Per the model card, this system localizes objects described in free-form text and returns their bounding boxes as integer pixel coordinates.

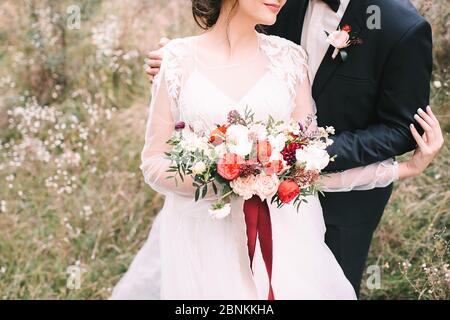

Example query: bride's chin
[265,18,278,26]
[257,14,278,26]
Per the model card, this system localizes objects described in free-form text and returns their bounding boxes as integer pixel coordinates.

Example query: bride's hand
[399,106,444,179]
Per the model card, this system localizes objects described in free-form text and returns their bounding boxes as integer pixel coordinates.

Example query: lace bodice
[142,33,398,196]
[153,33,309,130]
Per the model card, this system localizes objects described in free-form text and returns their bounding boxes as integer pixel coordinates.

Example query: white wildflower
[192,161,207,175]
[208,203,231,220]
[0,201,6,213]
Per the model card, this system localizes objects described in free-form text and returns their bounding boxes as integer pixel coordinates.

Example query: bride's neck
[204,7,258,59]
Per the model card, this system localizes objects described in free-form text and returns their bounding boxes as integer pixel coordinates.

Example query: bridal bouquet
[165,108,335,219]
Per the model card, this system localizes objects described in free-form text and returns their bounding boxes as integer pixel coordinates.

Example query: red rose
[217,153,244,181]
[277,180,300,204]
[342,24,352,33]
[257,140,273,163]
[264,160,283,175]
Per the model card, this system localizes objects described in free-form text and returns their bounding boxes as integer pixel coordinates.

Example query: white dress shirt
[301,0,351,81]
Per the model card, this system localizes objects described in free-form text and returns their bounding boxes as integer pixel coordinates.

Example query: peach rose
[230,175,257,200]
[217,153,243,181]
[255,173,280,202]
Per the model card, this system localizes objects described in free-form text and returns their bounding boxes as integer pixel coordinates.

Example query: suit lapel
[312,0,367,98]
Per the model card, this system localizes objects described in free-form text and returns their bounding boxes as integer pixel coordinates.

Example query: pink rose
[326,29,352,60]
[255,173,279,202]
[230,175,257,200]
[326,30,350,49]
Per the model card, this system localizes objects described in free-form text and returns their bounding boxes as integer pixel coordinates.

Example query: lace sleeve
[140,40,212,197]
[288,43,318,133]
[287,43,399,192]
[321,159,399,192]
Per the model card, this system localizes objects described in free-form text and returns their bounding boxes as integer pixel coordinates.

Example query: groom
[145,0,432,296]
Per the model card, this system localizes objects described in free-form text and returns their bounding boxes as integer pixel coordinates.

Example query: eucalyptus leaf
[195,188,200,202]
[202,185,208,198]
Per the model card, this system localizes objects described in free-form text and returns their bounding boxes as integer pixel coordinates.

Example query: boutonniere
[325,25,363,62]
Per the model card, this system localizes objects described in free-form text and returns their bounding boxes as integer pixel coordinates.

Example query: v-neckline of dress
[189,70,272,105]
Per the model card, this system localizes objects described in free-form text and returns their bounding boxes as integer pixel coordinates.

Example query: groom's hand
[145,37,170,83]
[407,106,444,176]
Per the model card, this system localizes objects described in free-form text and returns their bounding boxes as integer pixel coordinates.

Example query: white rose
[268,133,287,153]
[226,125,253,157]
[180,130,209,152]
[208,203,231,220]
[255,173,279,202]
[230,175,257,200]
[192,161,207,175]
[295,144,330,171]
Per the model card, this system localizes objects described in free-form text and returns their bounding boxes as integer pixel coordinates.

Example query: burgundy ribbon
[243,195,275,300]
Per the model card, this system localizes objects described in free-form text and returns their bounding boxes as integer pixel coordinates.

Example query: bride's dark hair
[191,0,265,31]
[192,0,236,30]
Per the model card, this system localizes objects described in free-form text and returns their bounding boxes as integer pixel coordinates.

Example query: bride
[111,0,443,300]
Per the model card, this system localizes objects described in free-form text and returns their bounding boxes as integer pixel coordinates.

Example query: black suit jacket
[269,0,433,171]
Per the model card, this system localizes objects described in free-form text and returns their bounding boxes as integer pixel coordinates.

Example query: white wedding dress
[111,33,398,300]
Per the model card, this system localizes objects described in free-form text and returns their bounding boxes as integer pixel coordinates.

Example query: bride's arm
[141,63,211,197]
[321,107,443,192]
[290,53,443,192]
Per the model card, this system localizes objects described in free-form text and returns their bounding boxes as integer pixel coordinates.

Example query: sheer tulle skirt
[111,194,356,300]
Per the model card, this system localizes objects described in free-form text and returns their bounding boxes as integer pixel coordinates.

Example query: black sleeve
[326,19,433,172]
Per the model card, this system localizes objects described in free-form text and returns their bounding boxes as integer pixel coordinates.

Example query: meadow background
[0,0,448,300]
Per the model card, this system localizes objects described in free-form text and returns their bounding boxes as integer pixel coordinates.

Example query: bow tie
[320,0,341,13]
